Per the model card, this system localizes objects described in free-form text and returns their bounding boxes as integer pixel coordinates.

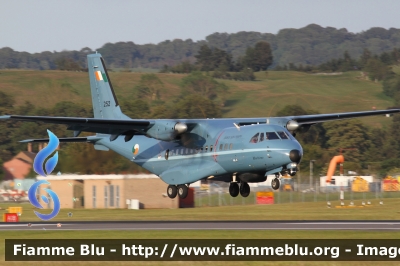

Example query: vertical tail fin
[87,53,128,119]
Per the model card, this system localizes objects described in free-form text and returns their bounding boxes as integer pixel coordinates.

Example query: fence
[194,181,400,207]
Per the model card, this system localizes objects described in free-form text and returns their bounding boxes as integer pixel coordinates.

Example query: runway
[1,220,400,230]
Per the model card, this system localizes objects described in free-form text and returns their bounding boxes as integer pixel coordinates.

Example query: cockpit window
[250,133,259,143]
[277,131,289,139]
[259,133,265,142]
[265,132,280,140]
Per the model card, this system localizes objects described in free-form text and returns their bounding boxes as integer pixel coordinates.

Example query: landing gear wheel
[240,182,250,197]
[167,185,177,199]
[177,185,188,199]
[271,178,280,190]
[229,182,239,197]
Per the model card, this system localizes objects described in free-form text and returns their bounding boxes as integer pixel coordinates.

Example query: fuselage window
[250,133,259,143]
[224,144,228,150]
[265,132,280,140]
[219,144,223,151]
[210,145,213,152]
[229,143,233,150]
[165,149,169,160]
[277,131,289,139]
[259,132,265,142]
[205,145,208,152]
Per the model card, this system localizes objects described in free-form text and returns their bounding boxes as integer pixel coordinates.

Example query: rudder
[87,53,129,119]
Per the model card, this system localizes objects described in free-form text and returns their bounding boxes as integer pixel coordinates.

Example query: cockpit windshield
[259,132,265,142]
[249,128,294,143]
[265,132,280,140]
[250,133,259,143]
[277,131,289,139]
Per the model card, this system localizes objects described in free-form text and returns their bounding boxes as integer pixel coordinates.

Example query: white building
[320,176,373,188]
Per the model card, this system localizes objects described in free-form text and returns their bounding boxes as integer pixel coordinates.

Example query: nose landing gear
[271,174,281,190]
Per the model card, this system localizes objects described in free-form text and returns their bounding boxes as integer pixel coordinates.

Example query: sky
[1,0,400,53]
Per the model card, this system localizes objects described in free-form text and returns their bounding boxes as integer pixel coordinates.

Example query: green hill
[0,70,394,128]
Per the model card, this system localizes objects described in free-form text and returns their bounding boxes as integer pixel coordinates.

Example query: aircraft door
[232,138,244,171]
[216,134,244,172]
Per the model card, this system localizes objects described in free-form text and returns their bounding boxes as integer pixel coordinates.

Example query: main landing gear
[229,182,239,197]
[167,184,189,199]
[229,182,250,197]
[271,174,281,190]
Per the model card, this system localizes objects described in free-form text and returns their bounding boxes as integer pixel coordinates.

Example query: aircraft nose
[289,149,302,163]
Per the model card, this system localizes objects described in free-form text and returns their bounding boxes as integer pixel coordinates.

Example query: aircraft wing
[283,109,400,125]
[0,115,153,135]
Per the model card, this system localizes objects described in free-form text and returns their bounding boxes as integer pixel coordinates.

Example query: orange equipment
[326,155,344,183]
[382,176,400,192]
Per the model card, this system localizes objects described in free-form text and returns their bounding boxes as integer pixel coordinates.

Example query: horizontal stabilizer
[19,137,102,143]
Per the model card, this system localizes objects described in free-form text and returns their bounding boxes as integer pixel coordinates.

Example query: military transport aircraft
[1,53,399,199]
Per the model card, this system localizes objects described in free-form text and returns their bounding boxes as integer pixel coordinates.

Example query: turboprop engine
[286,120,299,131]
[146,121,187,141]
[286,120,311,135]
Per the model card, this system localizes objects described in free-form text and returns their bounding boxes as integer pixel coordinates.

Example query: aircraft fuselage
[95,119,302,185]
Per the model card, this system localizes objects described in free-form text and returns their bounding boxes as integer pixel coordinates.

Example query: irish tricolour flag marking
[95,71,108,82]
[133,144,139,155]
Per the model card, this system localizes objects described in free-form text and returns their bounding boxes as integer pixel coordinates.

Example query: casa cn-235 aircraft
[1,53,399,199]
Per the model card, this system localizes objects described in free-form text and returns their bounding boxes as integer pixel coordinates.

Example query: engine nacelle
[286,120,299,131]
[146,121,187,141]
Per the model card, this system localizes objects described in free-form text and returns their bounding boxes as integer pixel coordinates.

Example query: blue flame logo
[28,180,61,220]
[33,130,59,176]
[28,130,61,220]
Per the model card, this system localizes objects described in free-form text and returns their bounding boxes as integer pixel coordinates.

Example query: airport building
[36,174,194,209]
[319,175,375,192]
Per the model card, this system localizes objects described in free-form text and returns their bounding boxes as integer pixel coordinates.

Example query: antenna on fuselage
[233,123,240,131]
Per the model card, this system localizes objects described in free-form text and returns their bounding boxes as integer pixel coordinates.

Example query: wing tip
[19,139,33,143]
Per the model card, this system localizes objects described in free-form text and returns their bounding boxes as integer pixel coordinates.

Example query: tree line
[160,41,272,81]
[2,24,400,70]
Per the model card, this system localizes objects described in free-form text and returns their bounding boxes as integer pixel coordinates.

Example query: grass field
[0,70,394,128]
[1,197,400,222]
[196,189,400,207]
